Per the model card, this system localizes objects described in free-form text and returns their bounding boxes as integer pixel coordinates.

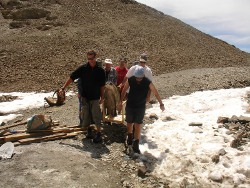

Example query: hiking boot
[132,139,141,154]
[86,127,94,139]
[93,132,102,143]
[126,133,133,146]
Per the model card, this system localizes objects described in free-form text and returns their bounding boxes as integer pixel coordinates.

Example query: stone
[231,139,240,148]
[229,123,240,130]
[164,148,170,153]
[138,166,147,178]
[211,154,220,163]
[217,116,229,124]
[11,8,50,20]
[1,0,22,9]
[209,171,223,182]
[222,163,230,168]
[9,20,29,28]
[189,122,202,126]
[229,115,238,123]
[218,149,226,156]
[0,142,14,159]
[191,127,203,133]
[238,115,250,123]
[0,122,6,126]
[162,116,175,122]
[149,113,158,120]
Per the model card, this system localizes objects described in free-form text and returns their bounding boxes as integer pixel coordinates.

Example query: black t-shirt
[127,76,151,108]
[70,63,105,100]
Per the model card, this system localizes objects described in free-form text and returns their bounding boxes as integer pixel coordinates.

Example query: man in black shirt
[60,50,105,143]
[120,66,165,153]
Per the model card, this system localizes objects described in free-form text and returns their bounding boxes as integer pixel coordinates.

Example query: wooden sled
[102,101,126,125]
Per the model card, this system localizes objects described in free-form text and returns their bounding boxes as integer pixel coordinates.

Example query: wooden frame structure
[102,101,126,125]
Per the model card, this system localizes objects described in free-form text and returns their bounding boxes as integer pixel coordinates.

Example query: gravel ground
[1,67,249,188]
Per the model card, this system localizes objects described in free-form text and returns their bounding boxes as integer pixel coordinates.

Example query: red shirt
[115,66,128,86]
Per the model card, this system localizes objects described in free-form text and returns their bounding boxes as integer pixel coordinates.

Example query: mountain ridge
[0,0,249,92]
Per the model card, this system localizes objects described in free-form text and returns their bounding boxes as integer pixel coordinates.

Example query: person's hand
[58,88,65,96]
[117,84,122,91]
[118,101,123,110]
[160,104,165,111]
[146,97,150,103]
[99,98,104,104]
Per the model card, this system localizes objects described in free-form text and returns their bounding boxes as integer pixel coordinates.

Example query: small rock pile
[0,95,18,102]
[217,115,250,149]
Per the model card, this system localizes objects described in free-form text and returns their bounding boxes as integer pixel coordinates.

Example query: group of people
[60,50,165,154]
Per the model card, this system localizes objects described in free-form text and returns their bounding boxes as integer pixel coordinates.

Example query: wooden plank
[18,133,67,144]
[13,131,83,146]
[29,127,85,133]
[0,130,25,136]
[103,115,123,124]
[1,127,85,142]
[0,120,27,131]
[17,131,83,145]
[2,132,53,142]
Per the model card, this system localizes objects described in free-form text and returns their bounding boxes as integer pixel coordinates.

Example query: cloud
[136,0,250,52]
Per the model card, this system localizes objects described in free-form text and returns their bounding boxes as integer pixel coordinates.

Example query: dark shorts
[125,106,145,124]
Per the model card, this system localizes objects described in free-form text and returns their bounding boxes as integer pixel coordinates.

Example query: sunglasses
[139,61,146,64]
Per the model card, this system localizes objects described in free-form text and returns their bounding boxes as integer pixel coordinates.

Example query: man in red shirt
[115,57,128,92]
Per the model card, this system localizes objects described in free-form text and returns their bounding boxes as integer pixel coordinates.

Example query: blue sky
[136,0,250,53]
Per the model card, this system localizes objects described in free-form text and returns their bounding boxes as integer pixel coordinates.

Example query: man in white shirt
[125,53,153,81]
[122,53,153,102]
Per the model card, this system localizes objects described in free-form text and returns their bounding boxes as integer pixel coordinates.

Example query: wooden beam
[28,127,85,133]
[18,133,67,144]
[0,128,86,143]
[0,120,27,131]
[17,131,83,145]
[2,132,53,142]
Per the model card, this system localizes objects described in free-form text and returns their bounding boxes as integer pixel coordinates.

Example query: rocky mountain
[0,0,249,92]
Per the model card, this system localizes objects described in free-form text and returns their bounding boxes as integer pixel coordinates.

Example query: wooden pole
[0,120,27,131]
[16,131,83,145]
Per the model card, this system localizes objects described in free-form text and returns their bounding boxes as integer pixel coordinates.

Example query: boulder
[11,7,50,20]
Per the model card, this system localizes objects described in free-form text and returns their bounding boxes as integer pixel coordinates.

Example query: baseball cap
[139,53,147,62]
[134,66,145,77]
[104,59,112,64]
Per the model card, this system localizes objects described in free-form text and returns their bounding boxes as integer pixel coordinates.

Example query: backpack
[27,114,52,132]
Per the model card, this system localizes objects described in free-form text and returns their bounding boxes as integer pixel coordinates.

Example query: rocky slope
[0,0,249,92]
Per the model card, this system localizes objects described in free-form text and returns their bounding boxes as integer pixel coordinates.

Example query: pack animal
[104,83,121,117]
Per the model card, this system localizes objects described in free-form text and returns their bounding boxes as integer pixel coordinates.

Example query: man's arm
[113,68,118,86]
[146,90,151,103]
[121,76,128,87]
[144,67,153,102]
[149,83,165,111]
[61,77,73,90]
[120,81,129,102]
[121,65,135,86]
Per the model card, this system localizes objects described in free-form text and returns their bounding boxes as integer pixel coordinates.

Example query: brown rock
[138,166,147,178]
[217,116,229,124]
[211,154,220,163]
[149,113,158,120]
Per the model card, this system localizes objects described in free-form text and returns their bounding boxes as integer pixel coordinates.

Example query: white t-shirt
[126,65,153,81]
